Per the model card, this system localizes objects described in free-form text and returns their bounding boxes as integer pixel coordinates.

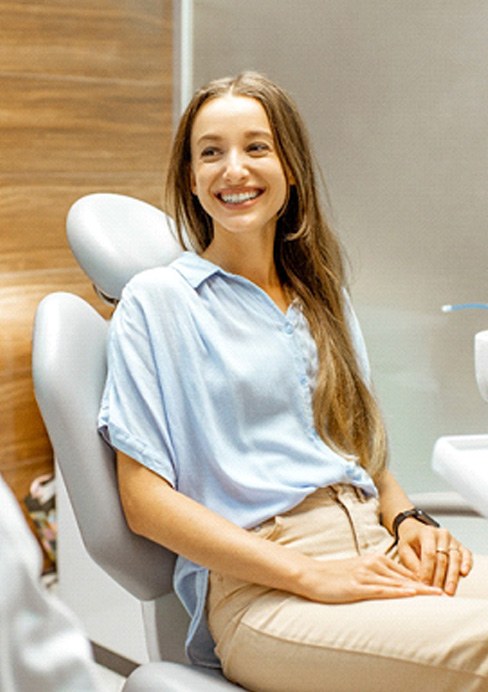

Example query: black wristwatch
[391,508,440,545]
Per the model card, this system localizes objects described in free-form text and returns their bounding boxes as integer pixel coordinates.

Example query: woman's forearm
[117,452,311,593]
[376,469,415,535]
[117,453,442,603]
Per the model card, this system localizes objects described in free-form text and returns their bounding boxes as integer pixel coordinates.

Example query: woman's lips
[217,189,263,205]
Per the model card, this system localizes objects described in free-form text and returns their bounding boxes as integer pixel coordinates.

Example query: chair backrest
[32,292,176,601]
[32,193,185,601]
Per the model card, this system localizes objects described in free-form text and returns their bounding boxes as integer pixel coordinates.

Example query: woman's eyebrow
[245,129,273,140]
[196,129,273,146]
[196,134,223,145]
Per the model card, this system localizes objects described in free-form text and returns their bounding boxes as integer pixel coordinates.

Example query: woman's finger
[460,546,473,576]
[397,543,421,576]
[359,555,440,593]
[356,561,443,597]
[440,546,462,595]
[417,530,440,584]
[365,554,419,581]
[432,545,450,589]
[432,542,472,594]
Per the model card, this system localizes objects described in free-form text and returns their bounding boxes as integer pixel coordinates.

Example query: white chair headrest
[67,193,183,300]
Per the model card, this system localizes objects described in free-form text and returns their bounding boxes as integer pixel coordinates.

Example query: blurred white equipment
[433,328,488,521]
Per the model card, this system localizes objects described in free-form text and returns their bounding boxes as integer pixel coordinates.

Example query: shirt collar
[171,251,222,289]
[171,252,303,321]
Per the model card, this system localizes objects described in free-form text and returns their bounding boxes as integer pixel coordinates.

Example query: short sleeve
[98,282,177,487]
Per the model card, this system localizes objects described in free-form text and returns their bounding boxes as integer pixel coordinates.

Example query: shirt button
[284,322,294,334]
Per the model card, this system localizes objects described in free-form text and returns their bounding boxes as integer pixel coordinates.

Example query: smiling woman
[99,72,488,691]
[189,94,290,298]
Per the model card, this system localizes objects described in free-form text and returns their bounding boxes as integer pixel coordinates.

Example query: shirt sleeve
[98,281,177,487]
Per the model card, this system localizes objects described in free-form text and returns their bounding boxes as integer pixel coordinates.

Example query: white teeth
[220,190,260,204]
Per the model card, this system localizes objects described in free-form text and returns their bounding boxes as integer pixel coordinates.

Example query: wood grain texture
[0,178,166,272]
[0,0,167,82]
[0,0,173,558]
[0,74,172,175]
[0,267,114,374]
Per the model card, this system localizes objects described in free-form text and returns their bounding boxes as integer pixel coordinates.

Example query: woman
[99,72,488,691]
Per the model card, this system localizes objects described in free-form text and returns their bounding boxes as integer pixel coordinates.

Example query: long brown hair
[165,72,387,480]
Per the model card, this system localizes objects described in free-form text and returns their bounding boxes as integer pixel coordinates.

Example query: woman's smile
[216,187,264,207]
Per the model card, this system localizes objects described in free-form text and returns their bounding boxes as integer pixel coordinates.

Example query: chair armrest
[122,662,242,691]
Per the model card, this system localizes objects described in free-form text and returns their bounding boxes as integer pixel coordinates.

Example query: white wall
[180,0,488,493]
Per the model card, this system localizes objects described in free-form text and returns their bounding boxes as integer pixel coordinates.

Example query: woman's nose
[223,149,247,182]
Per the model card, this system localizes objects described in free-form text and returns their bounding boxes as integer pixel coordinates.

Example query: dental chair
[32,193,479,691]
[32,193,241,691]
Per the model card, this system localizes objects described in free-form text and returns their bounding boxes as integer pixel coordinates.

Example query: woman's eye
[248,142,270,155]
[201,147,220,158]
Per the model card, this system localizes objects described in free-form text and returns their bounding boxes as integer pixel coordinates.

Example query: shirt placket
[281,309,316,438]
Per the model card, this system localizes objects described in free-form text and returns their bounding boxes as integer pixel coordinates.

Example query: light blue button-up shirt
[98,251,377,666]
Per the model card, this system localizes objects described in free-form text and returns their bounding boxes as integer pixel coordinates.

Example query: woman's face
[190,95,290,242]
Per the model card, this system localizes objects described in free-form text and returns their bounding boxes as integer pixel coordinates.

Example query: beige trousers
[207,485,488,692]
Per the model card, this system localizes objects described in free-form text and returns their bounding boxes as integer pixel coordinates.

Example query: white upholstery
[122,662,242,692]
[32,292,176,600]
[67,193,182,301]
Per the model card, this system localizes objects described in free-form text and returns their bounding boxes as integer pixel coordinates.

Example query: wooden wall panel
[0,0,172,568]
[0,179,166,272]
[0,75,170,175]
[0,1,167,82]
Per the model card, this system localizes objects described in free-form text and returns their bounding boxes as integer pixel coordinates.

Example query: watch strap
[392,507,440,544]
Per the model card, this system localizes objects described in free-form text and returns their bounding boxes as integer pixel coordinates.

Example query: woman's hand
[376,469,473,597]
[298,553,443,604]
[396,520,473,596]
